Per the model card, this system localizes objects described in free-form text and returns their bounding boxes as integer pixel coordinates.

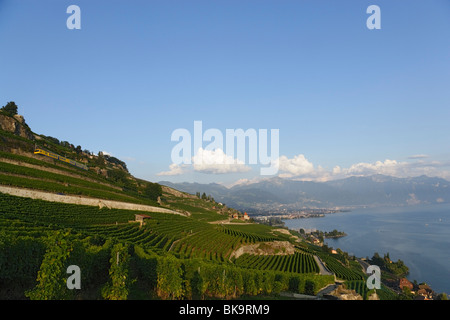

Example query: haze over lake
[284,203,450,294]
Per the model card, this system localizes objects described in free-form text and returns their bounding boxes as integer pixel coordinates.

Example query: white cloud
[344,159,403,176]
[324,159,450,181]
[408,154,429,159]
[223,176,268,188]
[269,154,450,181]
[157,149,450,182]
[192,148,251,174]
[274,154,315,178]
[334,159,450,180]
[121,156,136,162]
[157,163,189,176]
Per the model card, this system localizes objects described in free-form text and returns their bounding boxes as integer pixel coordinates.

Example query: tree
[370,252,384,267]
[436,293,448,300]
[304,280,316,295]
[96,152,105,167]
[1,101,18,116]
[143,182,162,201]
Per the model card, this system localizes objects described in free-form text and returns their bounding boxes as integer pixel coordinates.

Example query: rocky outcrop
[327,285,363,300]
[161,185,197,199]
[230,241,296,260]
[0,114,34,140]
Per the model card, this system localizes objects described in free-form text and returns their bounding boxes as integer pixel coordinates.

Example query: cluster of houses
[231,212,250,221]
[398,278,435,300]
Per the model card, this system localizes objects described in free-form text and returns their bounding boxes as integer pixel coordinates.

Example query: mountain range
[159,175,450,213]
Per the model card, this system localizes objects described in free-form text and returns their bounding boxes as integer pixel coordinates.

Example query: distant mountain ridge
[159,174,450,212]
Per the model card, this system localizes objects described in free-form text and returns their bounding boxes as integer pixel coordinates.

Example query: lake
[283,203,450,294]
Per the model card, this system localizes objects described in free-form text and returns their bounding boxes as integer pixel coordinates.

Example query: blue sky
[1,0,450,185]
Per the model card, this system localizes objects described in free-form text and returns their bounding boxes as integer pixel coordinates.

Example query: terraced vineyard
[234,251,320,274]
[0,122,381,300]
[0,191,366,278]
[220,225,279,243]
[0,161,158,206]
[0,193,287,263]
[317,252,365,281]
[0,109,404,300]
[345,280,372,299]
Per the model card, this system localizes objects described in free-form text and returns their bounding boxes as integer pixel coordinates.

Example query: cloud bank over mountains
[158,151,450,182]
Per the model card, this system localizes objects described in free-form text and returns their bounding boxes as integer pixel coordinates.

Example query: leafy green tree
[143,182,162,201]
[304,280,316,295]
[1,101,18,115]
[107,169,128,184]
[0,234,46,297]
[370,252,384,267]
[96,152,106,167]
[436,293,448,300]
[399,286,414,300]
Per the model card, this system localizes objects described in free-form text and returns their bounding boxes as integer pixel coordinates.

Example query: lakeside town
[251,208,348,221]
[247,209,446,300]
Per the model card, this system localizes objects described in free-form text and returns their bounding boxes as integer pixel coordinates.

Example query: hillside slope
[0,109,401,301]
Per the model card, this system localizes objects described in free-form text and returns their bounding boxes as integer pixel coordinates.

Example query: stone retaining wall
[0,185,187,216]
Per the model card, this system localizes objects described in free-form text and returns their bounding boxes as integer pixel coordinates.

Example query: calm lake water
[283,203,450,294]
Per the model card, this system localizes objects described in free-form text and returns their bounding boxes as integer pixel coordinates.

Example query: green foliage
[436,293,448,300]
[25,232,74,300]
[1,101,18,115]
[0,232,46,298]
[143,182,162,201]
[345,280,371,299]
[369,252,409,277]
[234,252,319,274]
[101,243,134,300]
[318,252,365,281]
[156,255,184,299]
[133,246,158,290]
[107,168,128,184]
[0,171,158,206]
[104,155,128,172]
[41,135,60,145]
[0,191,363,300]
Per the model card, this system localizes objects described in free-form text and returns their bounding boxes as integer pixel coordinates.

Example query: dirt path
[314,255,334,276]
[209,219,254,225]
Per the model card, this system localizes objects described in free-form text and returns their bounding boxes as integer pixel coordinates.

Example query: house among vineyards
[399,278,414,291]
[135,214,151,226]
